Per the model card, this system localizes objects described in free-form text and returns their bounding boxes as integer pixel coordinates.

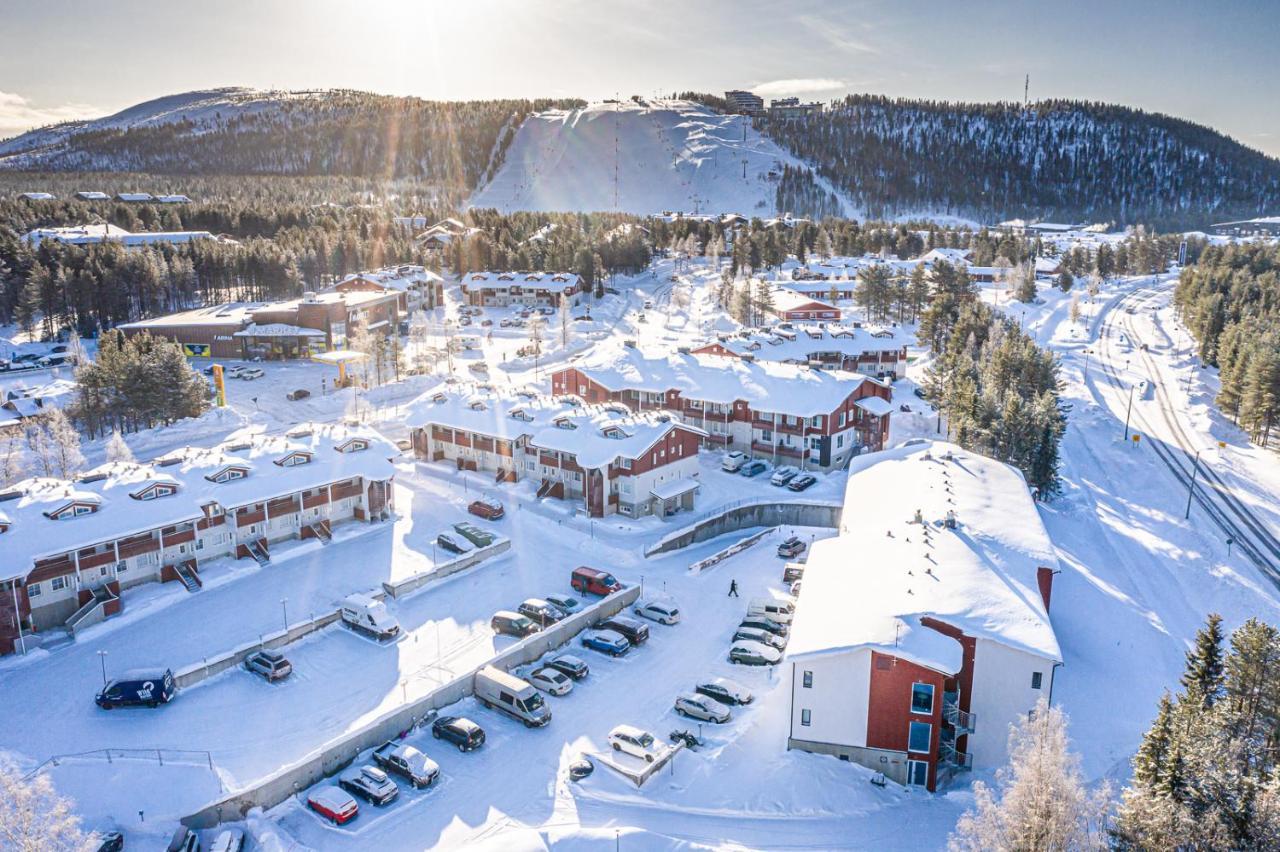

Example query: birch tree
[0,763,93,852]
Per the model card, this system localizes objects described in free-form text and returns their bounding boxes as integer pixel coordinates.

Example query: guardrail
[181,584,642,829]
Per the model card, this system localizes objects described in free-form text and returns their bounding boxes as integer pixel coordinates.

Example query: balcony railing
[939,742,973,770]
[943,698,976,735]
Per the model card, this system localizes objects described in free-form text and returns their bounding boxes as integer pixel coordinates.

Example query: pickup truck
[372,741,439,789]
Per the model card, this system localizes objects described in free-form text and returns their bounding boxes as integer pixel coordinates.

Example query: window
[51,576,66,591]
[908,721,932,753]
[911,683,935,714]
[802,670,813,688]
[116,561,127,573]
[800,709,811,727]
[810,415,822,428]
[27,582,40,597]
[1031,671,1043,690]
[196,539,204,551]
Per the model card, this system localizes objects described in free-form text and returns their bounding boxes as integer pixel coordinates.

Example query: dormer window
[602,425,626,439]
[132,483,178,501]
[275,452,312,468]
[206,466,248,484]
[431,392,447,403]
[336,438,369,453]
[0,522,9,534]
[509,408,533,422]
[45,501,99,520]
[554,417,577,430]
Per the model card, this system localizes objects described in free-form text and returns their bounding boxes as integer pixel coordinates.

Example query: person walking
[728,579,739,597]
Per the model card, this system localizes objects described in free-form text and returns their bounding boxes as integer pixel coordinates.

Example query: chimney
[303,291,318,303]
[623,339,636,348]
[1037,566,1056,612]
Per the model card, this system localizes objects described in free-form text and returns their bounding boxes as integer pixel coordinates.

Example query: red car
[308,786,359,825]
[571,566,622,597]
[468,498,505,520]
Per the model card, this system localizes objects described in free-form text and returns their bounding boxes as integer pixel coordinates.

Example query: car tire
[458,743,466,752]
[645,754,654,763]
[432,729,441,739]
[612,743,621,752]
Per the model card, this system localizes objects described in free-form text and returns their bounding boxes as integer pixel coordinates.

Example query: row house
[551,343,892,470]
[406,384,705,519]
[767,286,841,322]
[784,441,1063,791]
[461,271,585,309]
[0,423,398,656]
[692,323,910,380]
[334,265,444,313]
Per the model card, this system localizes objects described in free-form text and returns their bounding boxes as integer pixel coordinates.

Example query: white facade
[967,638,1057,768]
[788,650,872,748]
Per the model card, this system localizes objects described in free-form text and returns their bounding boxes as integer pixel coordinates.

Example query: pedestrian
[728,579,739,597]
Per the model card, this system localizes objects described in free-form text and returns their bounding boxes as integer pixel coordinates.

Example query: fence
[181,584,642,830]
[25,748,218,784]
[645,499,842,556]
[689,527,776,574]
[382,538,512,599]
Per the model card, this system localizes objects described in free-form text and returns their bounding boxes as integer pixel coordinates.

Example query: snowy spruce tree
[105,430,134,464]
[949,699,1111,852]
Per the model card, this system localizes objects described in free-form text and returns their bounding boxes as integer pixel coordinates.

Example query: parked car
[338,765,399,805]
[224,365,245,379]
[739,615,789,638]
[518,598,566,627]
[372,741,439,788]
[431,715,486,752]
[341,593,400,640]
[609,725,664,763]
[694,677,754,706]
[596,614,649,645]
[203,364,221,376]
[500,317,513,328]
[436,531,473,555]
[787,474,817,492]
[474,665,552,727]
[286,388,310,401]
[96,668,176,709]
[728,640,782,666]
[453,521,495,548]
[491,610,541,638]
[166,827,201,851]
[244,648,292,681]
[913,387,927,399]
[571,566,622,597]
[50,344,69,354]
[674,692,732,723]
[544,592,582,614]
[546,654,590,680]
[239,367,264,380]
[569,756,595,779]
[782,562,805,583]
[770,465,799,486]
[777,536,807,558]
[790,580,802,596]
[739,459,768,477]
[721,451,748,472]
[528,666,575,696]
[95,831,125,852]
[581,628,630,657]
[734,625,787,651]
[748,597,795,624]
[468,498,505,520]
[634,599,680,625]
[307,785,359,824]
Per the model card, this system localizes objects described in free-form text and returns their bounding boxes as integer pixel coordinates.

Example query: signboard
[1132,433,1142,445]
[182,343,211,357]
[1178,240,1188,266]
[212,364,226,407]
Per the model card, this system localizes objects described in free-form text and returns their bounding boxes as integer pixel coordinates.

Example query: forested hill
[762,95,1280,229]
[0,88,584,188]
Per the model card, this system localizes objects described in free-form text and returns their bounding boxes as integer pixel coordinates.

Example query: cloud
[753,78,848,97]
[0,91,101,139]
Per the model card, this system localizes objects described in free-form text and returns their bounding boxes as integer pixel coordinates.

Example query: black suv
[596,615,650,646]
[432,715,486,752]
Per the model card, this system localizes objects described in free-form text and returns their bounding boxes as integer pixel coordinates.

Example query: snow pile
[468,99,854,216]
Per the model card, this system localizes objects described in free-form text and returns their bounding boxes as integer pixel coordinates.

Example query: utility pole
[1184,449,1202,519]
[1123,384,1136,441]
[1024,74,1030,108]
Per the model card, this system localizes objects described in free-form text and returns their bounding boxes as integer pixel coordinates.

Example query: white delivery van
[474,665,551,728]
[747,597,795,624]
[341,593,401,640]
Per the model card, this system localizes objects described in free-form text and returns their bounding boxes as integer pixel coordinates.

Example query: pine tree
[1056,270,1075,292]
[1182,613,1226,707]
[1132,692,1175,788]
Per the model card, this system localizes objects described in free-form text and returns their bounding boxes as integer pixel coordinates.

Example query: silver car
[674,692,731,723]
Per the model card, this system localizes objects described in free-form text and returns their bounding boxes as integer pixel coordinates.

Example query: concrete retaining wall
[645,500,842,556]
[382,539,511,599]
[689,527,776,574]
[182,584,642,829]
[174,611,343,689]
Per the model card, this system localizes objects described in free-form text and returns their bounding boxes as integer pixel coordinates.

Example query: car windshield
[602,575,617,586]
[522,693,545,712]
[637,733,654,747]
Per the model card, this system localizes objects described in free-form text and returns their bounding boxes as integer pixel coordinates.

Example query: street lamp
[97,650,108,688]
[280,598,289,633]
[1082,348,1092,376]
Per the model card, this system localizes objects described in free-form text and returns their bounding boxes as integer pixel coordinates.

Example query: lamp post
[1082,348,1092,376]
[97,650,108,688]
[280,598,289,633]
[1123,384,1136,441]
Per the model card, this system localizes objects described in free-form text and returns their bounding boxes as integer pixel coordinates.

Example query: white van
[721,451,748,472]
[341,593,401,640]
[747,597,795,624]
[474,665,552,728]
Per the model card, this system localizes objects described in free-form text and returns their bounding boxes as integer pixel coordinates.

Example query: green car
[453,521,495,548]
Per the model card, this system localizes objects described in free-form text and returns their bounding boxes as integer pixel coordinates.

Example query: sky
[1,0,1277,156]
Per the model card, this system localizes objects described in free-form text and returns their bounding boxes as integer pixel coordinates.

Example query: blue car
[740,460,768,477]
[581,629,630,657]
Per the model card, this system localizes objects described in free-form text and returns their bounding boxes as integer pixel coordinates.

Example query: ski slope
[468,99,854,217]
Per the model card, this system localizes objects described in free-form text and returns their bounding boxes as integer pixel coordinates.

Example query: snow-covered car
[790,580,802,596]
[694,677,753,706]
[372,741,439,788]
[500,318,513,328]
[581,628,630,656]
[338,765,399,805]
[674,692,731,723]
[769,466,799,486]
[728,640,782,666]
[208,829,246,852]
[787,474,817,492]
[546,654,590,680]
[453,521,495,548]
[468,498,505,520]
[307,785,359,824]
[740,615,789,638]
[740,459,768,477]
[544,592,582,614]
[777,536,807,558]
[286,388,310,401]
[529,666,574,696]
[634,599,680,625]
[436,531,473,555]
[239,367,264,380]
[734,625,787,651]
[609,724,664,763]
[721,451,748,472]
[518,598,566,627]
[244,648,292,681]
[223,365,245,378]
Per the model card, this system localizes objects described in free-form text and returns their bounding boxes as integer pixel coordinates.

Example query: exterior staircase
[306,519,333,543]
[173,559,202,592]
[245,538,271,565]
[66,585,119,636]
[536,479,554,499]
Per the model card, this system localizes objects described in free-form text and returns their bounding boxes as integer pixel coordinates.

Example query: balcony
[939,741,973,771]
[752,441,804,458]
[943,692,976,736]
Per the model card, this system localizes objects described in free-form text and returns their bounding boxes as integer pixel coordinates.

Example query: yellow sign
[1132,433,1142,443]
[1218,440,1226,449]
[212,364,226,407]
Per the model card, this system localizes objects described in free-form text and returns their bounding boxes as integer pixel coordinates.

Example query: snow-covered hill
[468,99,855,217]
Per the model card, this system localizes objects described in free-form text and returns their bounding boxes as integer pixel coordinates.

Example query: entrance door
[907,759,929,787]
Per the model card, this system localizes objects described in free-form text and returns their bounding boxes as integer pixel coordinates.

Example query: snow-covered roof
[22,224,213,248]
[571,342,875,417]
[116,192,153,202]
[154,195,192,203]
[787,440,1062,673]
[528,406,702,470]
[233,323,325,338]
[854,396,894,417]
[769,286,838,313]
[19,192,55,200]
[0,422,398,580]
[703,323,909,362]
[75,191,110,200]
[337,265,443,292]
[1211,216,1280,227]
[120,303,258,329]
[461,271,583,292]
